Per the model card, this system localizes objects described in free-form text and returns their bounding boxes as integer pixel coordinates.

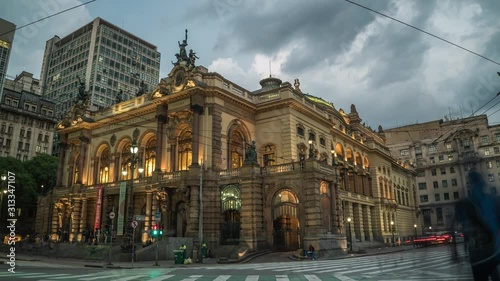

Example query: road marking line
[245,275,259,281]
[149,275,175,281]
[81,274,120,280]
[18,274,69,278]
[333,273,357,281]
[50,273,101,279]
[111,276,147,281]
[179,275,203,281]
[213,275,231,281]
[276,275,289,281]
[304,274,322,281]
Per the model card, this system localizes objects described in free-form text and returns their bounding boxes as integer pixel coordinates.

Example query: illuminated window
[144,138,156,177]
[99,148,110,183]
[177,130,192,170]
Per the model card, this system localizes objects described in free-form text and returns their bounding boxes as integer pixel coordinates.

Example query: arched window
[221,185,241,244]
[145,138,156,176]
[121,143,132,180]
[178,130,192,170]
[229,130,244,168]
[73,155,79,184]
[99,147,110,183]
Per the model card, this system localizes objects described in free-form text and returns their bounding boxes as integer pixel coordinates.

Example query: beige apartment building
[384,115,500,233]
[0,72,57,159]
[36,35,419,259]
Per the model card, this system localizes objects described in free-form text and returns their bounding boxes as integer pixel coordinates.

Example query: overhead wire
[343,0,500,66]
[0,0,98,37]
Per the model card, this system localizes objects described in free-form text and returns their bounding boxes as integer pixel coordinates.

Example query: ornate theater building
[36,34,420,258]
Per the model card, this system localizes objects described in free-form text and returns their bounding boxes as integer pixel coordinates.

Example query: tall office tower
[0,18,16,100]
[40,17,161,117]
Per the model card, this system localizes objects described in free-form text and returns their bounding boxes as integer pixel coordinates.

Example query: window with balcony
[429,144,437,152]
[442,180,448,188]
[415,147,422,157]
[444,193,450,200]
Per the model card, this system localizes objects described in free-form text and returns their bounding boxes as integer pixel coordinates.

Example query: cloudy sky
[2,0,500,129]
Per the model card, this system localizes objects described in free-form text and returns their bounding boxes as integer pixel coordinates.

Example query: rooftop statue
[172,29,199,68]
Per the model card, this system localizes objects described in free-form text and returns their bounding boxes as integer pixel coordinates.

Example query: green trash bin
[201,245,208,258]
[174,250,184,264]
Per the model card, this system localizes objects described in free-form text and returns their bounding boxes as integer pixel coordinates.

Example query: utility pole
[199,160,203,263]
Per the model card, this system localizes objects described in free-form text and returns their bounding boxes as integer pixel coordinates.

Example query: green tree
[0,156,36,232]
[24,153,58,195]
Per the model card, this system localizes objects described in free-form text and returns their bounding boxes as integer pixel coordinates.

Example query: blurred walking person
[454,171,500,281]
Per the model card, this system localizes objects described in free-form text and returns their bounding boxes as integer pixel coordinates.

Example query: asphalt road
[0,245,473,281]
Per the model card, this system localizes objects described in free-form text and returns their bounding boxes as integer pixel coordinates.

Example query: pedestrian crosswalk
[0,247,473,281]
[196,247,472,279]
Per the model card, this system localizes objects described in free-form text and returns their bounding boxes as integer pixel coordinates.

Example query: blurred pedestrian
[454,171,500,281]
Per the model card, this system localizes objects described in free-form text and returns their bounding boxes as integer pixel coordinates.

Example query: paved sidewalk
[0,244,419,269]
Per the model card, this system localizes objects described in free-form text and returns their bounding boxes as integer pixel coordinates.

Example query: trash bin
[174,250,184,264]
[201,246,208,258]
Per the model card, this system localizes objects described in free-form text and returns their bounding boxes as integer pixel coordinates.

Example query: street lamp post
[122,140,141,254]
[1,174,7,220]
[308,140,314,159]
[391,221,395,247]
[347,217,353,253]
[413,224,417,247]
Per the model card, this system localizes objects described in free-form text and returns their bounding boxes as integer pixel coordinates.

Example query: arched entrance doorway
[272,189,300,251]
[220,184,241,244]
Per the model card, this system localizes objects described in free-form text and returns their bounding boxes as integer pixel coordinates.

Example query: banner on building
[93,185,103,231]
[117,182,127,236]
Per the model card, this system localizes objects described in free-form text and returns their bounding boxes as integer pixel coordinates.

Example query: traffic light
[152,224,158,237]
[159,226,163,236]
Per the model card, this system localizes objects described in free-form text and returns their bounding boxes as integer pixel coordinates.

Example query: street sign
[134,215,145,221]
[154,211,161,222]
[109,212,115,219]
[131,220,138,229]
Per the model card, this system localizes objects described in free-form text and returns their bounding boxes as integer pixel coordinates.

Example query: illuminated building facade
[36,35,419,258]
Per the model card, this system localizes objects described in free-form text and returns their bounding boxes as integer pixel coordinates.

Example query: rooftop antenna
[269,60,272,78]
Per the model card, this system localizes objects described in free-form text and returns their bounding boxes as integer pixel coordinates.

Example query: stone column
[155,105,168,172]
[50,203,60,241]
[79,198,87,240]
[169,141,177,172]
[239,164,265,251]
[330,181,339,234]
[56,141,67,187]
[185,171,200,238]
[71,198,82,242]
[363,205,373,241]
[352,171,358,194]
[354,203,364,242]
[77,134,89,184]
[143,192,152,243]
[190,104,203,167]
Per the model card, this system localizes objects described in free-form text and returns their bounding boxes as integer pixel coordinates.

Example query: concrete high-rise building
[40,17,161,118]
[384,115,500,232]
[0,18,16,100]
